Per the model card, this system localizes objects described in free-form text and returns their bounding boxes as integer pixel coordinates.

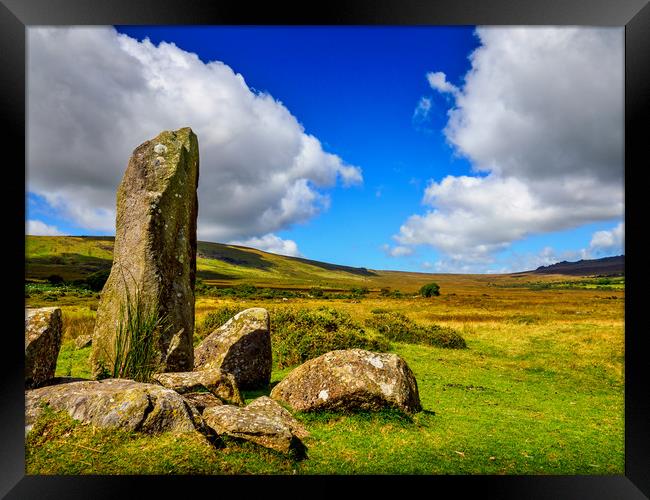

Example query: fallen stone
[247,396,309,439]
[194,308,271,389]
[270,349,422,414]
[91,127,200,377]
[26,378,200,435]
[74,335,92,350]
[25,307,63,388]
[182,392,224,414]
[152,369,244,406]
[203,396,307,456]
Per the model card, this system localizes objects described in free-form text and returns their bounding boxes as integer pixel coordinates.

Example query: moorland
[25,235,624,475]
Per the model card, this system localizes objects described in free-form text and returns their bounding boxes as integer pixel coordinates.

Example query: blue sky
[26,26,624,273]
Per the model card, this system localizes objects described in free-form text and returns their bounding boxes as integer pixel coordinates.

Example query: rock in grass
[25,307,63,388]
[247,396,309,439]
[202,396,308,456]
[74,335,92,349]
[90,128,199,377]
[25,378,200,435]
[270,349,422,414]
[152,368,244,406]
[182,392,224,413]
[194,308,271,389]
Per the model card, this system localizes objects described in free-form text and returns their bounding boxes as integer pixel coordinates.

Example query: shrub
[84,269,110,291]
[204,285,302,300]
[349,286,370,298]
[365,311,466,349]
[379,287,404,298]
[420,282,440,297]
[271,307,389,369]
[46,274,64,285]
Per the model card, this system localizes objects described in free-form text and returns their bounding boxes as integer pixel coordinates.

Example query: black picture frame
[3,0,648,498]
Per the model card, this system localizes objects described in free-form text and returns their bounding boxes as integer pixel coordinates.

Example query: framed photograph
[5,0,648,497]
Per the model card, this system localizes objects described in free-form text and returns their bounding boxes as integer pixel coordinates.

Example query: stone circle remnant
[90,127,199,377]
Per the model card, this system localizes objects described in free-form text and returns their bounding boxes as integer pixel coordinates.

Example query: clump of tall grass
[365,311,466,349]
[111,287,168,383]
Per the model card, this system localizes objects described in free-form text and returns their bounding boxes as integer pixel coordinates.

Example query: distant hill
[27,235,624,292]
[528,255,624,277]
[24,235,439,292]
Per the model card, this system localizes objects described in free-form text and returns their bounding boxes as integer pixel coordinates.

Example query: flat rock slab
[26,378,200,435]
[203,396,308,456]
[270,349,422,414]
[152,369,244,406]
[25,307,63,388]
[194,308,271,389]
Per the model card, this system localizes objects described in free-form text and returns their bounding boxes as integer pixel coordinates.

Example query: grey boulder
[203,396,308,456]
[26,378,201,435]
[270,349,422,414]
[194,308,271,389]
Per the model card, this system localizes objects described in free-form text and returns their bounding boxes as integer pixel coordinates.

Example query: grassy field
[25,269,624,475]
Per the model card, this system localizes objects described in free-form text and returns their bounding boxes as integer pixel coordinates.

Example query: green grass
[40,297,623,475]
[37,338,623,474]
[55,342,92,379]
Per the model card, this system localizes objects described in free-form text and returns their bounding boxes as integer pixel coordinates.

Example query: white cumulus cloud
[394,27,624,266]
[382,244,414,258]
[426,71,459,96]
[26,220,64,236]
[590,222,624,255]
[229,233,302,257]
[27,27,362,242]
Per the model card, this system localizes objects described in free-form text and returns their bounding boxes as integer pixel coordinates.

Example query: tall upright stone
[25,307,63,388]
[91,127,199,377]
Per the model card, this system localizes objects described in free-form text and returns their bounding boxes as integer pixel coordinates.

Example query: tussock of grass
[271,307,390,369]
[110,288,167,382]
[365,311,467,349]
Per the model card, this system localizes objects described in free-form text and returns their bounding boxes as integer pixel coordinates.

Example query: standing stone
[194,308,271,389]
[91,128,199,377]
[25,307,63,388]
